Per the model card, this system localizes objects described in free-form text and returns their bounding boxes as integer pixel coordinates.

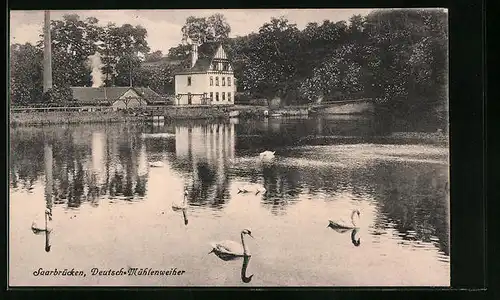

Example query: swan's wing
[211,240,243,255]
[329,218,352,229]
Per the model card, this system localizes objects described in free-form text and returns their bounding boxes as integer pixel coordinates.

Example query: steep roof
[134,87,166,102]
[175,42,228,75]
[70,87,167,104]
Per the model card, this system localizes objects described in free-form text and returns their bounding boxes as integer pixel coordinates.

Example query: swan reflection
[328,223,361,247]
[241,255,253,283]
[209,251,254,283]
[31,208,52,253]
[181,209,189,226]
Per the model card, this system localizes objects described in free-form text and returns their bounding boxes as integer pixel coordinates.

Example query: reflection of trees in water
[10,125,149,208]
[260,164,303,215]
[187,161,230,209]
[167,122,234,209]
[234,117,376,154]
[10,133,46,191]
[370,162,449,255]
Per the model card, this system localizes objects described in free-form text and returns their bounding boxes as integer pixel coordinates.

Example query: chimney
[43,10,53,93]
[191,42,198,68]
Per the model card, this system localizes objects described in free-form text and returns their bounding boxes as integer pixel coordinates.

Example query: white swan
[149,161,164,168]
[210,229,254,257]
[328,209,360,230]
[237,185,267,195]
[172,189,189,211]
[32,208,52,234]
[259,151,275,160]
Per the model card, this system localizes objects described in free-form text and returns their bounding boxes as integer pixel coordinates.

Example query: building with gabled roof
[70,86,169,110]
[174,42,236,106]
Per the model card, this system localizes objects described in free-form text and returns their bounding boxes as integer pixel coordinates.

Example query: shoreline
[9,105,310,126]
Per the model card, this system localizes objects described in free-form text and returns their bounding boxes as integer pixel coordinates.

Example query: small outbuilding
[70,86,168,110]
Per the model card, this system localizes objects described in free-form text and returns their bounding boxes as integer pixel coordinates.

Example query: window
[227,77,231,86]
[210,76,213,86]
[187,76,191,86]
[215,77,219,86]
[222,77,226,86]
[187,93,192,105]
[210,92,213,100]
[215,92,219,101]
[222,92,225,101]
[228,92,231,102]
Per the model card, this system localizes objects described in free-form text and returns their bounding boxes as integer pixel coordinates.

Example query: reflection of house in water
[174,122,235,207]
[175,123,235,161]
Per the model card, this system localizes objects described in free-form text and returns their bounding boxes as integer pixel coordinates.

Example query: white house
[174,42,236,106]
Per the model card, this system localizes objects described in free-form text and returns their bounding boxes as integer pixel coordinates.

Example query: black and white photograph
[9,8,449,287]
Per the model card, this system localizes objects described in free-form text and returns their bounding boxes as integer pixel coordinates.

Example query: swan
[32,208,52,234]
[209,229,254,257]
[237,185,267,195]
[149,161,164,168]
[259,151,275,160]
[210,246,254,283]
[172,189,189,211]
[328,209,360,230]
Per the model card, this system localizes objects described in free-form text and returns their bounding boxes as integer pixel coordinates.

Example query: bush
[42,85,73,103]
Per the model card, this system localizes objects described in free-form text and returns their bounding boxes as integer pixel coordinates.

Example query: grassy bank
[9,111,146,126]
[9,106,232,126]
[10,105,314,126]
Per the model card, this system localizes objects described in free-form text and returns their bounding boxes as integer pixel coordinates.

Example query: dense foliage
[10,9,447,120]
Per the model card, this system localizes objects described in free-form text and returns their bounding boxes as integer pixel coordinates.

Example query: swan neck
[351,211,357,226]
[241,233,249,255]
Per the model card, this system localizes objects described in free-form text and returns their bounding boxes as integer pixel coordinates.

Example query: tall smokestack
[43,11,53,93]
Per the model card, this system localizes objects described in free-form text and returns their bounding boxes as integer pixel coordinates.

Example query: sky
[10,9,374,54]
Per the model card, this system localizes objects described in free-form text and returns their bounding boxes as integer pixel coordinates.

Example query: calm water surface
[9,116,450,286]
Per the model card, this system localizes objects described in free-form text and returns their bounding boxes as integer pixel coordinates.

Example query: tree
[98,23,150,86]
[42,84,73,103]
[167,43,191,60]
[363,9,448,118]
[10,43,43,105]
[181,13,231,44]
[37,14,102,87]
[240,17,304,103]
[144,50,163,62]
[134,63,176,95]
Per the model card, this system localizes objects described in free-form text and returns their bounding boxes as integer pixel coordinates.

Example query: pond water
[9,116,450,286]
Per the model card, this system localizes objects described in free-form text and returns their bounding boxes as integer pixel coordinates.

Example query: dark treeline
[10,9,447,121]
